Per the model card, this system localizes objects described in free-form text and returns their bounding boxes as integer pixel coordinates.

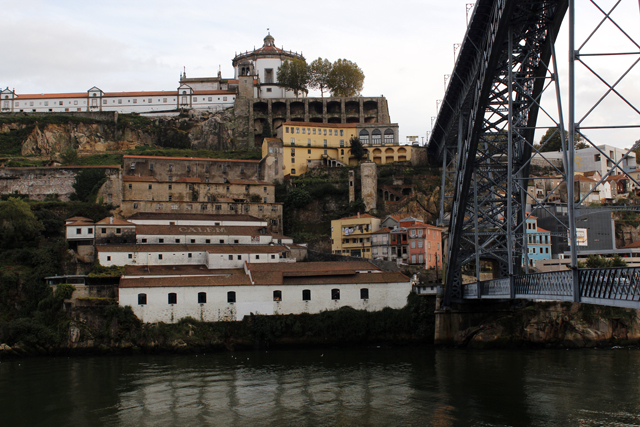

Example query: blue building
[524,216,552,268]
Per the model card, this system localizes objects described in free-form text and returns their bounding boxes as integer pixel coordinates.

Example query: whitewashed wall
[119,281,412,323]
[98,248,282,268]
[66,225,95,240]
[129,219,267,227]
[136,234,272,245]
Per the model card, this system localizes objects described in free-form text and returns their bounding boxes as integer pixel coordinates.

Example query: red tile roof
[123,175,158,182]
[95,217,135,226]
[338,213,379,220]
[126,212,264,222]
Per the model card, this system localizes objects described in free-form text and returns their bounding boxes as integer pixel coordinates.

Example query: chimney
[110,217,113,224]
[357,212,360,218]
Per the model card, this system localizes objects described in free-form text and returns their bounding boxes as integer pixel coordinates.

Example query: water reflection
[1,348,640,426]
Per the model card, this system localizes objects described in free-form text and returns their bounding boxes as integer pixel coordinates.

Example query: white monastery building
[118,261,411,323]
[1,32,303,114]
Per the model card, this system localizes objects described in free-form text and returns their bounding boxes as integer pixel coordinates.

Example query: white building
[127,212,268,227]
[543,144,637,176]
[1,86,235,114]
[232,33,306,99]
[96,244,289,268]
[118,261,411,323]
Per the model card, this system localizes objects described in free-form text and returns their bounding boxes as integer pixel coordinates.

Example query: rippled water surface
[2,347,640,426]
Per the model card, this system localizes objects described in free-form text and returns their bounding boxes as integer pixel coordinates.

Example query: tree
[308,58,332,97]
[327,59,365,97]
[538,126,585,152]
[261,121,273,139]
[350,136,367,161]
[277,59,309,98]
[71,169,107,203]
[0,197,44,250]
[60,146,79,165]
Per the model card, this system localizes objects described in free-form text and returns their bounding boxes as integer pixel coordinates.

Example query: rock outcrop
[453,302,640,348]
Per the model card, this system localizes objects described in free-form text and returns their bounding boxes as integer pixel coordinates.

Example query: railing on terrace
[462,267,640,309]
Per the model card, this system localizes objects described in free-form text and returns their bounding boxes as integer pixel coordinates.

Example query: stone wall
[0,166,121,201]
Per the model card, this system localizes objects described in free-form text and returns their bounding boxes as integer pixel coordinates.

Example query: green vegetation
[88,265,125,278]
[0,198,114,348]
[350,136,366,161]
[71,169,107,203]
[277,59,310,98]
[327,59,365,97]
[578,254,628,268]
[537,126,587,152]
[308,57,332,97]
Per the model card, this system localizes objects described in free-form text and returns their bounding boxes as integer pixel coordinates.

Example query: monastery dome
[232,33,305,66]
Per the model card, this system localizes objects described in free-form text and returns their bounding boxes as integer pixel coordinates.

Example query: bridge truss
[429,0,640,306]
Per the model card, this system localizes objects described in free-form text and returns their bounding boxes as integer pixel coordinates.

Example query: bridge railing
[579,267,640,306]
[462,267,640,308]
[514,270,573,301]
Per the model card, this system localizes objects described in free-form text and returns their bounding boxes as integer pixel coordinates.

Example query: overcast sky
[2,0,639,148]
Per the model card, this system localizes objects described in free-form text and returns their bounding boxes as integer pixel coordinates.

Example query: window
[331,289,340,300]
[88,228,93,234]
[206,239,211,243]
[286,127,289,133]
[271,254,276,259]
[227,291,236,303]
[273,290,282,301]
[324,139,328,147]
[340,140,344,148]
[138,294,147,305]
[198,292,207,304]
[128,254,133,259]
[158,254,163,260]
[302,289,311,301]
[106,256,111,261]
[168,293,177,304]
[159,238,164,243]
[228,255,233,260]
[237,255,242,260]
[175,238,180,243]
[76,228,81,234]
[190,239,195,244]
[141,238,147,243]
[291,168,296,175]
[128,184,132,190]
[116,228,121,234]
[148,184,152,190]
[360,288,369,299]
[340,130,344,136]
[308,149,311,154]
[329,129,333,135]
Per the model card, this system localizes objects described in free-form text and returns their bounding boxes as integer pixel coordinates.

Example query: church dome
[232,33,305,66]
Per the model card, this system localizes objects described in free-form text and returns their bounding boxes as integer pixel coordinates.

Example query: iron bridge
[428,0,640,308]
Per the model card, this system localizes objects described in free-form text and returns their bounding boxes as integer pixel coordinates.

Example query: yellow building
[331,213,381,259]
[264,121,407,177]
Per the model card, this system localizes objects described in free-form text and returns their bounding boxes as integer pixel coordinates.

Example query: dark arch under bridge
[427,0,640,309]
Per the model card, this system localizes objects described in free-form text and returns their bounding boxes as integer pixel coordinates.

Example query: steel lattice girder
[429,0,568,305]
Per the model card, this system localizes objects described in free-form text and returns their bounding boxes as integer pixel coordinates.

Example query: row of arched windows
[137,288,371,305]
[359,129,395,145]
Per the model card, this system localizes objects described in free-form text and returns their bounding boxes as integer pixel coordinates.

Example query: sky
[1,0,639,148]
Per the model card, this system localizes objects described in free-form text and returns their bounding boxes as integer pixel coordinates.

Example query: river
[1,347,640,426]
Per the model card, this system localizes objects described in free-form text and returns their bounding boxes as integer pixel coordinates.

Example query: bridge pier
[434,300,514,346]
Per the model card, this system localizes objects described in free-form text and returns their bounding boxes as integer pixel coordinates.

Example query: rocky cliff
[0,108,248,157]
[452,302,640,348]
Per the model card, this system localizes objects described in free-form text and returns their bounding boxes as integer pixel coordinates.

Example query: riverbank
[0,294,436,358]
[445,301,640,349]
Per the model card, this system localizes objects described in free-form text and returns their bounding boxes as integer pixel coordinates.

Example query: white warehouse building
[118,261,412,323]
